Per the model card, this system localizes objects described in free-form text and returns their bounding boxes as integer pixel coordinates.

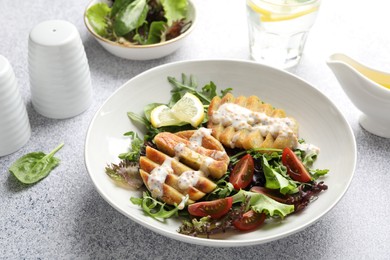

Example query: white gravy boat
[327,53,390,138]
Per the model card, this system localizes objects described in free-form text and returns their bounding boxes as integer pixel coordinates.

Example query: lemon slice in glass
[150,104,183,128]
[248,1,318,22]
[171,93,205,127]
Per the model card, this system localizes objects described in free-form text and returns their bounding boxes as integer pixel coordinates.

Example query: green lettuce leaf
[114,0,148,36]
[86,3,111,37]
[111,0,134,17]
[161,0,188,25]
[261,156,298,195]
[146,21,166,44]
[232,190,294,218]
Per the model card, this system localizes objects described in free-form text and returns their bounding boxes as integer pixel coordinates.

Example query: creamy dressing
[211,103,297,139]
[188,127,227,160]
[177,171,201,190]
[188,127,212,150]
[147,158,173,198]
[297,142,320,156]
[149,128,225,201]
[199,157,214,176]
[177,195,189,210]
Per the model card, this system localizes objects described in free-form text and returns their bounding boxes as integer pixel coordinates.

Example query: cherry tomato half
[229,154,254,190]
[281,147,312,183]
[233,209,266,231]
[188,197,233,219]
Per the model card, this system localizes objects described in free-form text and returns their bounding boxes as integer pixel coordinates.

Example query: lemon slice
[248,1,318,22]
[171,93,205,127]
[150,105,183,128]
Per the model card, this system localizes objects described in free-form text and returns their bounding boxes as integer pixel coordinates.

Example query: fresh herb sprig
[167,74,232,108]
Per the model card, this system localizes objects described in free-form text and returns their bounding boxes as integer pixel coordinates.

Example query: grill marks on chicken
[139,129,229,206]
[207,93,299,150]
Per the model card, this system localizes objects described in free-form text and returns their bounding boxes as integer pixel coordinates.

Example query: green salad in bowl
[84,0,196,59]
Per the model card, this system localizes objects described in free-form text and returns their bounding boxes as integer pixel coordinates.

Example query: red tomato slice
[233,210,266,231]
[281,147,312,183]
[229,154,254,190]
[188,197,233,219]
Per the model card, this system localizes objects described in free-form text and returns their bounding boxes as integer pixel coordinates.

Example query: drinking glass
[246,0,321,69]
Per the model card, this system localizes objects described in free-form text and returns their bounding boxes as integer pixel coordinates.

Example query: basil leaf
[9,143,64,184]
[114,0,148,36]
[86,3,111,37]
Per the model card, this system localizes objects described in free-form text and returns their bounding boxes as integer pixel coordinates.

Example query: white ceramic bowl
[85,59,357,247]
[84,0,196,60]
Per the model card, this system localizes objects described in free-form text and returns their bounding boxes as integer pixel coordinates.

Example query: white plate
[85,60,356,247]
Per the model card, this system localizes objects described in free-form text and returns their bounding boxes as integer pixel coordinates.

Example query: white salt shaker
[0,55,31,156]
[28,20,92,119]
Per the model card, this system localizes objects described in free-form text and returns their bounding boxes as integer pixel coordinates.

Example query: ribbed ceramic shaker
[0,55,31,156]
[28,20,92,119]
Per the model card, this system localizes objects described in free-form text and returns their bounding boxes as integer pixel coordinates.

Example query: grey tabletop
[1,0,390,259]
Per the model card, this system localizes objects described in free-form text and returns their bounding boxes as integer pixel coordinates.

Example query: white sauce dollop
[177,171,201,190]
[147,158,173,198]
[212,103,297,138]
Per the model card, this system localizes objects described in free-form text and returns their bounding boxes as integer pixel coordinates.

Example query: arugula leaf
[114,0,148,36]
[232,190,295,218]
[9,143,64,184]
[86,3,111,37]
[130,191,181,219]
[204,175,234,200]
[118,131,143,161]
[310,168,329,180]
[161,0,188,26]
[168,74,232,106]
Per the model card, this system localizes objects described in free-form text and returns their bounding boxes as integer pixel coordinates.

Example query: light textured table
[1,0,390,259]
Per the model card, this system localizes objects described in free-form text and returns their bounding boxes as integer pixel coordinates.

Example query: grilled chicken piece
[154,132,229,179]
[207,93,299,150]
[139,129,228,206]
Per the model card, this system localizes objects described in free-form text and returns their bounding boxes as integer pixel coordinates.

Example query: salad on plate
[105,74,329,238]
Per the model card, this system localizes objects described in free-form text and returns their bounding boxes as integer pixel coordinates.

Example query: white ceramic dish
[85,60,356,247]
[84,0,196,60]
